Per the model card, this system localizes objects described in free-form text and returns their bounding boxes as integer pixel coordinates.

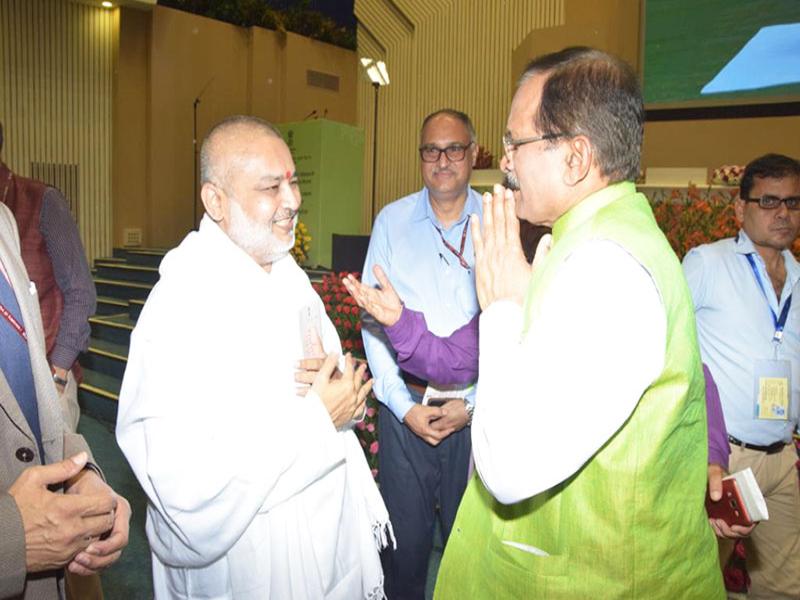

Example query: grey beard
[228,202,296,266]
[502,170,520,191]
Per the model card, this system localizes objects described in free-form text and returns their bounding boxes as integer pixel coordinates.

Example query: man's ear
[563,135,592,187]
[201,182,225,223]
[470,141,478,168]
[734,197,746,225]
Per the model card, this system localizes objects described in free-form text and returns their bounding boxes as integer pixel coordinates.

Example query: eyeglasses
[419,142,473,163]
[742,195,800,210]
[502,132,565,154]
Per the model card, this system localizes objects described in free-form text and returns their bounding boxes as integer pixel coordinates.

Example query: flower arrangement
[315,272,364,355]
[312,272,380,478]
[651,186,740,259]
[355,407,379,481]
[651,186,800,259]
[291,220,312,265]
[723,541,750,594]
[710,165,744,186]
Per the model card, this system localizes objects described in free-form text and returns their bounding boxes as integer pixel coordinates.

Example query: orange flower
[651,186,749,259]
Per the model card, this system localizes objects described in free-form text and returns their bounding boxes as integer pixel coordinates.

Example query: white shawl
[116,216,392,599]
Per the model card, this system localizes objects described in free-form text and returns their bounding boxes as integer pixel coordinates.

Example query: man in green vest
[434,47,724,598]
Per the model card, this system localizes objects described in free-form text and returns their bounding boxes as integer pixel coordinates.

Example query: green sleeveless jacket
[434,182,723,599]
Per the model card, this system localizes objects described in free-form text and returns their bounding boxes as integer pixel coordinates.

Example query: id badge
[298,303,323,358]
[753,359,791,421]
[422,383,475,406]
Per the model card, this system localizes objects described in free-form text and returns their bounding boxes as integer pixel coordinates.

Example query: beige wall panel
[394,0,440,23]
[113,6,149,247]
[248,27,284,121]
[0,0,114,263]
[282,32,358,125]
[148,5,249,245]
[360,0,414,48]
[513,0,640,79]
[355,0,565,232]
[643,117,800,170]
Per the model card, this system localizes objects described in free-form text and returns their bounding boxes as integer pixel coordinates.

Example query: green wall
[278,119,365,268]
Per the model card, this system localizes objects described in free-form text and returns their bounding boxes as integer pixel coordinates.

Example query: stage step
[89,314,135,346]
[113,248,168,268]
[80,250,164,425]
[81,338,128,380]
[129,299,145,321]
[78,367,121,424]
[93,277,152,301]
[94,261,160,285]
[96,295,129,316]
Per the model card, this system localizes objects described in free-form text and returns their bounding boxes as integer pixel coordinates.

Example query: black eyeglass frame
[742,195,800,210]
[418,142,474,163]
[502,132,566,153]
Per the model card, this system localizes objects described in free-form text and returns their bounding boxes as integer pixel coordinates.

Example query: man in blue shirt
[683,153,800,599]
[362,109,482,599]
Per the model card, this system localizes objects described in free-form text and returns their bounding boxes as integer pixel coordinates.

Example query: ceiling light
[360,58,389,86]
[101,1,113,8]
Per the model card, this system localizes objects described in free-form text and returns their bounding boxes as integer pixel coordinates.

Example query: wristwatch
[463,399,474,427]
[52,371,68,387]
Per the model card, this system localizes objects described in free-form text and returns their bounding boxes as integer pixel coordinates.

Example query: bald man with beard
[116,115,392,600]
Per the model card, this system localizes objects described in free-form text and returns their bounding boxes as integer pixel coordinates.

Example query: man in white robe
[116,116,391,600]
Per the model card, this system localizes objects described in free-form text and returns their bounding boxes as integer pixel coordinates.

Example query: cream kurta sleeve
[472,240,666,505]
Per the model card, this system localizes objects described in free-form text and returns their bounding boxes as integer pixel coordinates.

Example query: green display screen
[643,0,800,107]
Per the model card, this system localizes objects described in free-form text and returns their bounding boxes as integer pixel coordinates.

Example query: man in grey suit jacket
[0,203,130,599]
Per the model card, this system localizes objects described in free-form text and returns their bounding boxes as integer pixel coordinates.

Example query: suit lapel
[0,365,36,443]
[0,213,61,448]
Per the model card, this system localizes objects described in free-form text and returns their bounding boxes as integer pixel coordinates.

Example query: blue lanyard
[746,253,792,343]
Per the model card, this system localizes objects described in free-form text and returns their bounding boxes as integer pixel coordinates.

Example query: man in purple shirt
[344,265,754,540]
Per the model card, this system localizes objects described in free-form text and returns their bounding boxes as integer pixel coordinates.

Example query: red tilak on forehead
[285,170,292,180]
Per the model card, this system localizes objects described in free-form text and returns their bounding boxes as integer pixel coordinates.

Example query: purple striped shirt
[40,188,96,369]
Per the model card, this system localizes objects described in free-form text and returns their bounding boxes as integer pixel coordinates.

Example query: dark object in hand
[706,480,754,527]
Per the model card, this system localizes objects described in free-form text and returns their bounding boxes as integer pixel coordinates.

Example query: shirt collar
[411,186,481,229]
[735,228,800,288]
[552,181,636,243]
[734,229,757,255]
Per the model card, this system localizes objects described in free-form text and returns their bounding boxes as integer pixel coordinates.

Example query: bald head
[200,115,283,192]
[198,115,301,271]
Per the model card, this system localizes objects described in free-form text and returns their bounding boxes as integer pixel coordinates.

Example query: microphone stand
[371,82,380,223]
[193,97,200,230]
